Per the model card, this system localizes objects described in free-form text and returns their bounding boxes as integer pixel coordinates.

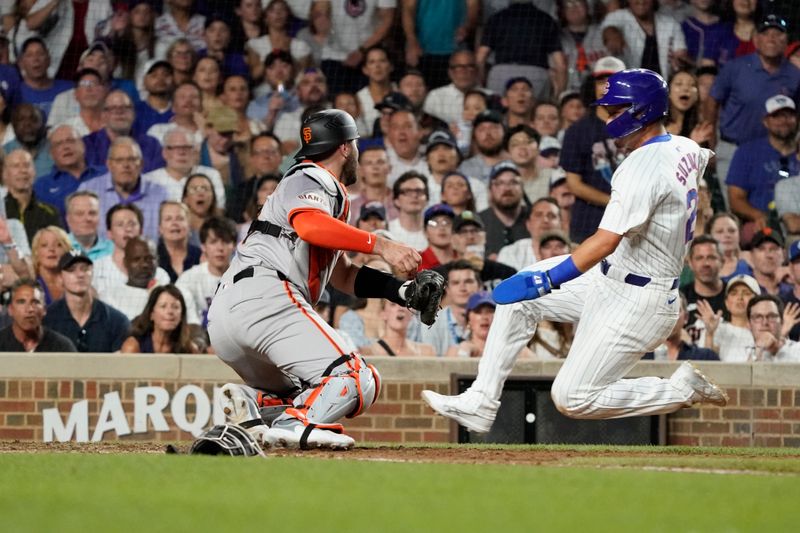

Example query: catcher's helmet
[189,424,265,457]
[295,109,360,160]
[593,68,668,139]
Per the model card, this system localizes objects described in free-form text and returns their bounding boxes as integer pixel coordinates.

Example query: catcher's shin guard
[278,354,381,440]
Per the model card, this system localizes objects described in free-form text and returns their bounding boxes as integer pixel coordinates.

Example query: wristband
[546,256,582,288]
[2,242,17,251]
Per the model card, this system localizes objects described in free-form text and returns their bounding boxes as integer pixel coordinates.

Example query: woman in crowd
[121,285,200,354]
[296,0,331,66]
[558,0,606,92]
[721,0,761,60]
[238,173,281,242]
[157,201,201,283]
[110,0,157,82]
[230,0,264,54]
[440,171,477,215]
[31,226,72,306]
[697,275,758,362]
[246,0,311,82]
[361,301,436,356]
[220,74,265,145]
[182,173,222,245]
[706,212,753,281]
[193,56,223,115]
[167,38,198,86]
[452,89,488,156]
[665,70,713,144]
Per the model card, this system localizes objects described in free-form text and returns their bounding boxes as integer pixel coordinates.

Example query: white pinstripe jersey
[223,162,350,304]
[599,134,713,278]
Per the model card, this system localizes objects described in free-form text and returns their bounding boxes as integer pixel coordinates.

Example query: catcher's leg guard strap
[283,354,381,430]
[354,266,405,305]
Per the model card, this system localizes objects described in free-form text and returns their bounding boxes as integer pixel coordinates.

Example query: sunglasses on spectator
[427,218,452,228]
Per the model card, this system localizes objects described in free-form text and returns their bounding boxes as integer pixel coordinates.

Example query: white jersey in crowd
[223,162,350,304]
[93,255,171,297]
[176,262,221,327]
[713,321,755,362]
[600,134,713,278]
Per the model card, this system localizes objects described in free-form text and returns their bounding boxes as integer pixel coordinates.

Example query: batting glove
[492,270,552,304]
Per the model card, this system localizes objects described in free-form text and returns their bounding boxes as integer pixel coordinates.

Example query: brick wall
[1,354,799,447]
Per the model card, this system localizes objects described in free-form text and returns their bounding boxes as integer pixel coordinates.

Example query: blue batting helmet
[593,69,668,139]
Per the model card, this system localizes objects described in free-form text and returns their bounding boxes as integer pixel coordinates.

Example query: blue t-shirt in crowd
[82,129,165,173]
[135,100,174,134]
[43,298,131,352]
[34,164,107,219]
[15,79,74,120]
[710,53,800,145]
[681,17,735,66]
[0,65,21,105]
[559,114,618,243]
[414,0,466,55]
[726,137,799,211]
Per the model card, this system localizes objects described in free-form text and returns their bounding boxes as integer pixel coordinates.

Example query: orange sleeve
[289,209,377,254]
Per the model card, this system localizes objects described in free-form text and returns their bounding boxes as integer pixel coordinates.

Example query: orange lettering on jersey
[302,127,312,143]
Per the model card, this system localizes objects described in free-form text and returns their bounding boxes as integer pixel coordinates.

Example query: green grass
[2,450,799,532]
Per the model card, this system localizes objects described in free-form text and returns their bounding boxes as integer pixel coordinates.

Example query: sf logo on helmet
[303,127,312,143]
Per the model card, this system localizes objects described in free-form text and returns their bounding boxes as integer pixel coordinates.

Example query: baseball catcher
[208,109,443,451]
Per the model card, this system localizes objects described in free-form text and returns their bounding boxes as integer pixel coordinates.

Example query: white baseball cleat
[421,389,500,434]
[219,383,261,424]
[257,425,355,450]
[671,361,729,407]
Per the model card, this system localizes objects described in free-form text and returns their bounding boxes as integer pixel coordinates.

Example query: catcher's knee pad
[284,354,381,429]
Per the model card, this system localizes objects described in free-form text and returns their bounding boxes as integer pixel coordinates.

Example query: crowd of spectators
[1,0,800,363]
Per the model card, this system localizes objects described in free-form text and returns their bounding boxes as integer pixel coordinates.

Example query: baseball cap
[788,240,800,262]
[453,210,484,232]
[467,291,496,313]
[765,94,796,116]
[750,227,785,249]
[375,92,412,113]
[57,250,93,271]
[425,130,458,155]
[757,13,788,33]
[504,76,532,92]
[20,36,46,55]
[488,160,521,182]
[78,41,111,64]
[549,168,567,190]
[473,109,504,128]
[424,203,455,225]
[539,136,562,157]
[206,105,239,133]
[592,56,626,78]
[265,49,293,67]
[539,230,570,248]
[358,201,386,222]
[144,58,173,75]
[725,274,761,297]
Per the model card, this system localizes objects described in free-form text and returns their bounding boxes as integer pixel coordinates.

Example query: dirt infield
[4,440,800,470]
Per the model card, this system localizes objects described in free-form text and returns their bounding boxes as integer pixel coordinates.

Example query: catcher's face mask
[189,424,265,457]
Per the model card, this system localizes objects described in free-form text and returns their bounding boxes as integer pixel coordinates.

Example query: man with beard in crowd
[2,104,52,178]
[273,68,329,153]
[135,60,176,133]
[479,161,530,258]
[459,110,508,183]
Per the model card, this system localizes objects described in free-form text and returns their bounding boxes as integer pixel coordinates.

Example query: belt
[232,266,286,284]
[600,260,678,290]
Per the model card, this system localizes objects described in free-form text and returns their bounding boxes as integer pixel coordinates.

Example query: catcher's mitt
[405,270,446,326]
